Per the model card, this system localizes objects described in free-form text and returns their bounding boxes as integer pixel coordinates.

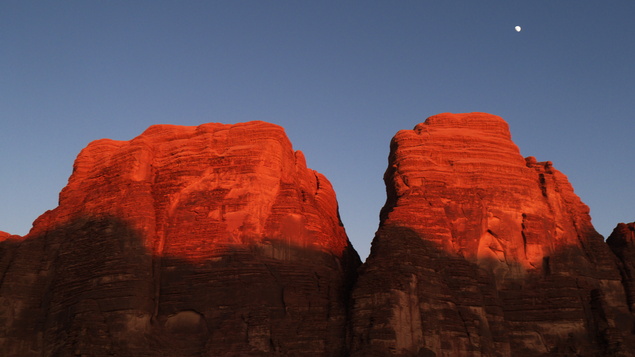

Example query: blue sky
[2,1,633,260]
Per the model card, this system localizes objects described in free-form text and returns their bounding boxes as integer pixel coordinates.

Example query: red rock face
[0,121,359,356]
[39,121,349,258]
[380,113,603,278]
[0,231,17,241]
[2,115,633,356]
[351,113,633,356]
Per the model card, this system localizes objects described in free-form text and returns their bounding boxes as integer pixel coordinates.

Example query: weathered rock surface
[350,113,634,356]
[0,121,360,356]
[2,114,633,357]
[608,223,635,314]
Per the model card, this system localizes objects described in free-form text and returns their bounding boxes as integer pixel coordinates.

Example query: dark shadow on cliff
[0,214,360,357]
[349,224,635,357]
[607,223,635,317]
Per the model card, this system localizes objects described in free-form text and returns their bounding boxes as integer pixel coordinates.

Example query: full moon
[515,26,522,32]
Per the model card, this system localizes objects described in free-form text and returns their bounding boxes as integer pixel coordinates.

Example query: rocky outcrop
[0,121,360,356]
[2,114,633,357]
[350,113,634,356]
[608,223,635,313]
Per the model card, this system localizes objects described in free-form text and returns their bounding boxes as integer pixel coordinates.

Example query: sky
[1,1,633,261]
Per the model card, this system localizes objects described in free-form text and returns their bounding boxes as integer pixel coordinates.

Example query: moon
[515,26,521,32]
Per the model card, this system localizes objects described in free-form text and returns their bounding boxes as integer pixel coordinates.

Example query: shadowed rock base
[608,223,635,315]
[350,225,634,356]
[0,216,359,356]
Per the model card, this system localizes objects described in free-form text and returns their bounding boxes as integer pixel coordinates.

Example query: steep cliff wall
[350,113,633,356]
[608,222,635,314]
[1,115,632,357]
[0,121,360,356]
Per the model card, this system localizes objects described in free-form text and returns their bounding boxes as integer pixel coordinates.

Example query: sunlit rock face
[0,231,18,241]
[51,121,350,258]
[350,113,634,356]
[0,121,360,356]
[2,114,634,357]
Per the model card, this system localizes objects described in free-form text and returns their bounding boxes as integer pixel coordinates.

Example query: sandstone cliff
[0,121,360,356]
[350,113,634,356]
[608,223,635,314]
[1,115,633,357]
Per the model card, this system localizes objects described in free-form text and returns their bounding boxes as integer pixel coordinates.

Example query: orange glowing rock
[2,115,633,356]
[35,121,350,259]
[0,231,11,241]
[351,113,633,356]
[0,121,360,356]
[380,112,602,278]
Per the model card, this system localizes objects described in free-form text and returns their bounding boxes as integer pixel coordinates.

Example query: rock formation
[608,223,635,314]
[0,121,360,356]
[1,114,633,357]
[350,113,634,356]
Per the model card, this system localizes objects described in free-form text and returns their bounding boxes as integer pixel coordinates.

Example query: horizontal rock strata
[350,113,634,356]
[0,121,360,356]
[1,114,633,356]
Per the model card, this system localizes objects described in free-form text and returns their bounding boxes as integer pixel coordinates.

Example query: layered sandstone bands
[1,114,633,357]
[46,121,349,258]
[0,121,359,356]
[379,113,602,277]
[351,113,634,356]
